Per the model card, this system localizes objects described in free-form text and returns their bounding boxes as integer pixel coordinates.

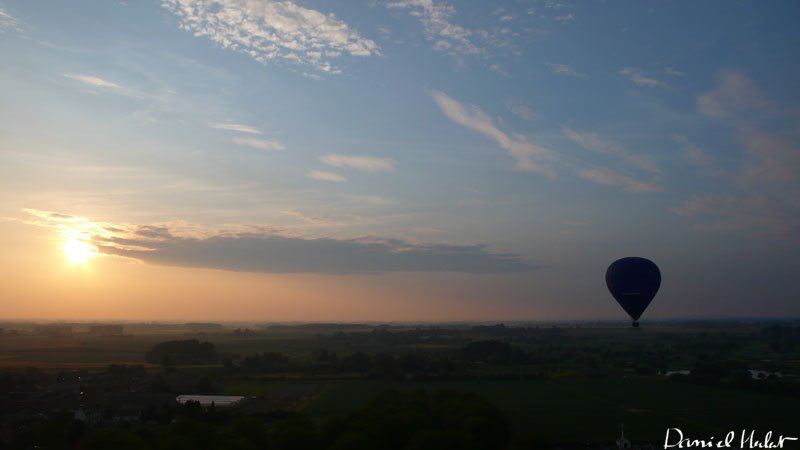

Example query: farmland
[1,320,799,447]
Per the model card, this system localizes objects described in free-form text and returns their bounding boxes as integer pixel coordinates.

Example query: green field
[303,376,798,444]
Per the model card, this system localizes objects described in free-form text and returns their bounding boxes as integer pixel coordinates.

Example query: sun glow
[63,233,97,264]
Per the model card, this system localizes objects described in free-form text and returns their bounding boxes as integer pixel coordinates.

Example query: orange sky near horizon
[0,220,572,323]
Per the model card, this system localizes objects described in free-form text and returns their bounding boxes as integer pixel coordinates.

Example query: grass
[303,375,799,444]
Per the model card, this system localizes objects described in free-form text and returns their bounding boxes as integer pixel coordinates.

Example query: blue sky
[1,0,799,321]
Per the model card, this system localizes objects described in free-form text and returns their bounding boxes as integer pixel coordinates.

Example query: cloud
[277,209,382,228]
[741,129,800,184]
[665,67,685,77]
[340,194,394,206]
[506,101,539,121]
[618,67,667,88]
[21,209,534,274]
[673,134,714,166]
[576,167,661,193]
[674,194,799,241]
[674,70,800,242]
[554,13,574,23]
[280,209,341,226]
[563,127,659,173]
[546,63,584,77]
[489,64,508,76]
[210,122,262,134]
[162,0,380,74]
[21,208,87,226]
[61,73,123,90]
[386,0,482,56]
[430,90,555,175]
[321,154,395,172]
[0,6,23,33]
[233,137,285,151]
[697,70,770,119]
[695,71,791,184]
[309,170,347,182]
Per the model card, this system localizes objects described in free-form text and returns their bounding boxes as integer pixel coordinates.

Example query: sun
[63,234,97,264]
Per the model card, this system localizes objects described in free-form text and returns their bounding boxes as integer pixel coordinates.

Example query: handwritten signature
[664,428,798,449]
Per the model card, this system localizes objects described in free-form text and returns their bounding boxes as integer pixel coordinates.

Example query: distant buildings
[662,369,783,380]
[33,325,73,337]
[554,425,659,450]
[88,324,124,337]
[748,369,782,380]
[175,395,246,409]
[186,323,223,332]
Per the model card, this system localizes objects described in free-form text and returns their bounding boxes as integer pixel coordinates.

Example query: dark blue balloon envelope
[605,257,661,326]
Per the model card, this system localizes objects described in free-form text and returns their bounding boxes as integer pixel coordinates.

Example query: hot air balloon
[605,257,661,327]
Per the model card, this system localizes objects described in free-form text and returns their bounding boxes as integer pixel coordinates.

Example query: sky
[1,0,799,322]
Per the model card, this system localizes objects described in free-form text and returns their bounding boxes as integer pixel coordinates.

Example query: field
[304,377,798,444]
[1,320,798,446]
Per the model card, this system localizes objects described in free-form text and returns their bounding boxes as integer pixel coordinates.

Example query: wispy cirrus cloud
[741,129,800,185]
[20,209,534,274]
[430,90,555,175]
[697,69,770,119]
[309,170,347,182]
[321,154,395,172]
[665,67,685,77]
[386,0,482,56]
[233,137,285,151]
[619,67,667,88]
[61,73,123,90]
[562,127,659,173]
[676,70,800,241]
[696,71,790,184]
[563,127,661,192]
[162,0,380,74]
[547,63,584,77]
[672,134,714,167]
[673,194,799,241]
[210,122,262,134]
[0,5,23,33]
[506,100,539,121]
[554,13,574,23]
[576,167,661,193]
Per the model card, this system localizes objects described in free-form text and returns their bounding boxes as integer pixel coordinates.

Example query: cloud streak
[676,70,799,241]
[321,154,395,172]
[673,134,714,167]
[506,101,539,121]
[576,167,661,193]
[430,90,555,175]
[547,63,584,77]
[674,194,799,241]
[309,170,347,182]
[619,67,667,88]
[0,6,23,33]
[61,73,123,90]
[563,127,659,173]
[21,209,534,274]
[210,122,262,134]
[162,0,380,74]
[697,70,770,119]
[387,0,481,56]
[233,137,285,151]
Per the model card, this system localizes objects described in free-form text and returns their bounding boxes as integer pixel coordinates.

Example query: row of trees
[1,389,514,450]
